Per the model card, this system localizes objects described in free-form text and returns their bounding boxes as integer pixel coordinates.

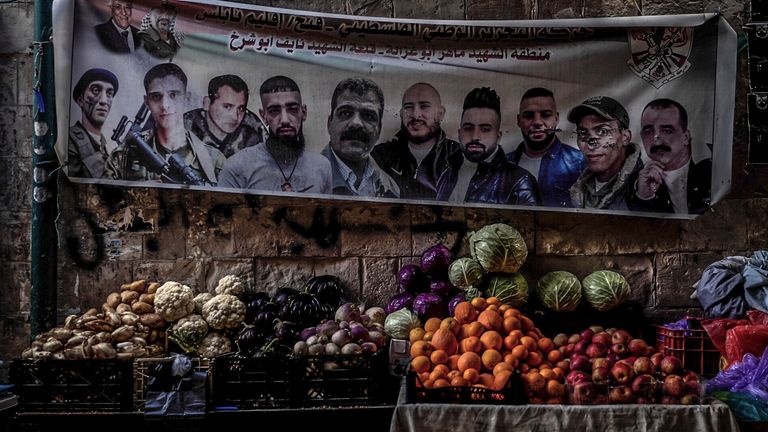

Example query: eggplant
[274,320,299,343]
[304,275,346,307]
[236,326,265,354]
[285,292,322,328]
[272,287,300,306]
[245,294,272,324]
[253,310,278,333]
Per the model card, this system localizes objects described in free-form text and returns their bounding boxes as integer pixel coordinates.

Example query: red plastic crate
[655,319,721,378]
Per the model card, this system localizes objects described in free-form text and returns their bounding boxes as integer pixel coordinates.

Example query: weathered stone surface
[641,0,724,16]
[17,55,31,106]
[272,204,343,257]
[0,318,30,361]
[102,232,143,262]
[14,157,31,210]
[535,212,682,255]
[56,260,134,317]
[680,199,749,252]
[0,3,33,55]
[60,211,104,268]
[466,0,525,19]
[0,56,18,106]
[0,106,31,158]
[143,193,186,261]
[655,252,728,309]
[747,199,768,250]
[253,257,354,296]
[311,258,362,301]
[411,205,465,257]
[393,0,463,19]
[231,206,281,257]
[133,259,207,292]
[0,211,30,262]
[186,202,235,258]
[340,204,410,257]
[269,0,298,9]
[0,262,31,318]
[525,254,654,308]
[205,260,255,294]
[362,257,399,308]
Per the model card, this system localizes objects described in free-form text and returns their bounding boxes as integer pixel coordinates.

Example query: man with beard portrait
[371,82,461,200]
[322,77,400,198]
[507,87,585,207]
[217,75,332,193]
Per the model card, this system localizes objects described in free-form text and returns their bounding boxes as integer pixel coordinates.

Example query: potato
[139,313,165,329]
[131,301,154,315]
[120,290,140,304]
[147,282,161,294]
[116,303,132,314]
[121,279,147,293]
[138,293,155,305]
[106,292,122,309]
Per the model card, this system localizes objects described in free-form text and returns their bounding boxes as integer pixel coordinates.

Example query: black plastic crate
[9,359,134,412]
[405,371,526,405]
[208,354,293,410]
[296,352,394,407]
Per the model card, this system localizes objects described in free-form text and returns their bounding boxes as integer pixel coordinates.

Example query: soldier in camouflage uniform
[184,74,266,158]
[107,63,225,184]
[68,68,119,178]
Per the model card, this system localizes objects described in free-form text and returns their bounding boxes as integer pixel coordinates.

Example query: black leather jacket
[627,158,712,214]
[435,147,540,206]
[370,130,461,200]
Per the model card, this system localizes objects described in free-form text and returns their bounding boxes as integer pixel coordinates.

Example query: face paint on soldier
[77,80,115,133]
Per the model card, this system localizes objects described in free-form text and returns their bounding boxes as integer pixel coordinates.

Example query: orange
[478,309,502,331]
[430,349,449,365]
[432,378,450,389]
[453,302,478,324]
[511,344,528,361]
[460,336,482,354]
[450,376,469,387]
[503,308,521,319]
[464,321,485,338]
[492,361,514,376]
[503,316,522,333]
[546,349,563,364]
[520,316,535,332]
[447,354,461,370]
[493,370,513,391]
[478,373,495,388]
[410,340,433,358]
[410,355,431,374]
[480,330,503,351]
[463,368,480,384]
[503,333,521,351]
[526,351,543,367]
[457,351,482,372]
[485,296,501,306]
[440,317,461,335]
[520,336,537,352]
[409,327,426,343]
[525,371,546,394]
[481,349,503,371]
[424,317,442,333]
[537,337,555,353]
[470,296,487,311]
[546,379,565,398]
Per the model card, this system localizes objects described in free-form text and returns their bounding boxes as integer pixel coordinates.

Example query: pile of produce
[292,303,389,356]
[21,280,167,360]
[554,326,703,404]
[408,296,568,404]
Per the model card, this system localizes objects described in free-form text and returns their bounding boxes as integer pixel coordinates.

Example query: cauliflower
[154,281,196,322]
[193,292,214,314]
[197,332,233,358]
[168,314,209,353]
[215,275,246,296]
[202,294,246,329]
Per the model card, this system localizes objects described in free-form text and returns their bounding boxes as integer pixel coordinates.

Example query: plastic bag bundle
[707,346,768,421]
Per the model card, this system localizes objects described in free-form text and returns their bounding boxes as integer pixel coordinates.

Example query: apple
[592,367,611,385]
[610,361,635,385]
[580,328,595,342]
[586,342,608,359]
[611,329,631,345]
[660,355,683,375]
[569,381,595,404]
[568,333,582,344]
[611,343,629,357]
[605,327,617,335]
[636,396,653,404]
[633,357,656,376]
[663,374,685,398]
[574,340,590,355]
[631,374,656,395]
[680,393,700,405]
[556,359,570,371]
[650,352,665,369]
[624,356,637,366]
[571,354,591,372]
[683,371,700,383]
[553,333,569,347]
[607,353,620,364]
[567,370,590,385]
[608,385,635,404]
[561,344,574,358]
[627,339,649,357]
[591,332,613,347]
[592,357,612,371]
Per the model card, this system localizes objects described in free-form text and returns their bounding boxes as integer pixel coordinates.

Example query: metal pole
[30,0,58,338]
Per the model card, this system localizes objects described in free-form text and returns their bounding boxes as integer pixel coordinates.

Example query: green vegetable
[536,271,583,312]
[448,258,485,289]
[581,270,631,311]
[468,223,528,273]
[485,273,529,308]
[383,308,421,339]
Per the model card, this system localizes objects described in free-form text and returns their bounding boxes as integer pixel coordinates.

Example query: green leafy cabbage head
[448,257,485,289]
[485,273,529,308]
[581,270,631,311]
[535,271,582,312]
[468,223,528,273]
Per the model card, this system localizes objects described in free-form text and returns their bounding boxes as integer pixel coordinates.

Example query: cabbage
[581,270,631,311]
[384,308,421,339]
[447,292,466,316]
[536,271,582,312]
[429,280,454,297]
[386,291,415,314]
[468,224,528,273]
[412,292,447,320]
[485,273,528,308]
[420,244,453,279]
[448,258,485,289]
[398,264,428,293]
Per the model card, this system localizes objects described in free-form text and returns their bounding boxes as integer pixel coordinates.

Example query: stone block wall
[1,0,767,361]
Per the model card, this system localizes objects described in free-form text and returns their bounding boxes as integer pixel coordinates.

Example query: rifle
[110,104,206,186]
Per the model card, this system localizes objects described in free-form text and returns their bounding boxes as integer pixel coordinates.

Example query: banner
[53,0,736,219]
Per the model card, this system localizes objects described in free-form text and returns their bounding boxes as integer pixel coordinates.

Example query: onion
[341,343,362,355]
[294,341,309,356]
[335,303,361,322]
[308,343,325,356]
[368,331,387,349]
[365,307,386,325]
[361,342,378,353]
[325,342,341,355]
[349,322,370,342]
[316,321,340,338]
[306,335,319,346]
[300,327,318,341]
[338,320,349,329]
[359,315,371,326]
[331,329,351,346]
